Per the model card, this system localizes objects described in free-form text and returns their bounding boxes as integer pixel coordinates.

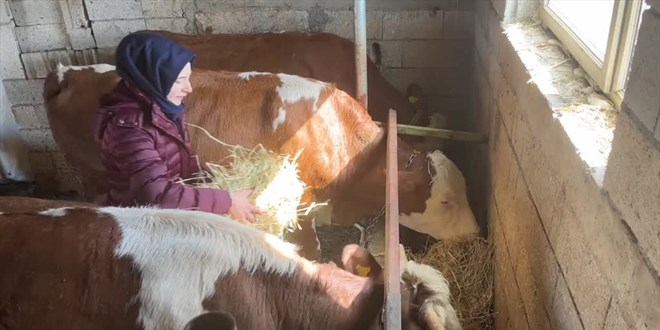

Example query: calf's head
[341,244,462,330]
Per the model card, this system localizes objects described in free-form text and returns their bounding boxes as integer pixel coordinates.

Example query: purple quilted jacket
[94,81,232,214]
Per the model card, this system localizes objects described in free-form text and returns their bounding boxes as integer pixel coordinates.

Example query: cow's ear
[341,244,383,281]
[184,311,237,330]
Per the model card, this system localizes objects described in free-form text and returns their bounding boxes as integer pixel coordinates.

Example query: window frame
[539,0,645,108]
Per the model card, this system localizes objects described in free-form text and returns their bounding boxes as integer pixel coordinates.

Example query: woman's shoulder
[98,82,151,129]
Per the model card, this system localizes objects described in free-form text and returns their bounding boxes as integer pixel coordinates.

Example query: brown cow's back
[0,204,141,330]
[153,30,420,124]
[1,199,461,330]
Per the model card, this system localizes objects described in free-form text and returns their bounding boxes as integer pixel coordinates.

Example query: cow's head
[341,244,462,330]
[399,151,479,241]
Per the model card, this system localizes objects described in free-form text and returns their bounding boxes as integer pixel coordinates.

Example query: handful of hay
[187,125,321,236]
[409,237,495,330]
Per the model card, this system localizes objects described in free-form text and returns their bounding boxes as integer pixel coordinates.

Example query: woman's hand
[228,189,264,224]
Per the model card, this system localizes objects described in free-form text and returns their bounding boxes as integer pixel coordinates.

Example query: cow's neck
[306,263,384,329]
[209,263,383,329]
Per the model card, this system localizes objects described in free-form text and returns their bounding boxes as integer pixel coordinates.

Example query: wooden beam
[374,121,489,143]
[384,109,402,330]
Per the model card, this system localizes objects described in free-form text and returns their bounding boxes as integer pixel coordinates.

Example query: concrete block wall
[0,0,474,196]
[476,0,660,329]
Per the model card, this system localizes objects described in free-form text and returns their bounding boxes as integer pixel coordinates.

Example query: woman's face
[167,62,193,105]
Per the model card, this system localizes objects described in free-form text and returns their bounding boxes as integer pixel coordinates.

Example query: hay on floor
[409,237,495,330]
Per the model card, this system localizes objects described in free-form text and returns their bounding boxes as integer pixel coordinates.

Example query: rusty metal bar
[354,0,368,109]
[374,121,489,143]
[384,109,401,330]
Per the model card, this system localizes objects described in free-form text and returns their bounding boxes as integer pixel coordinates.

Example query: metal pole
[354,0,368,109]
[384,109,401,330]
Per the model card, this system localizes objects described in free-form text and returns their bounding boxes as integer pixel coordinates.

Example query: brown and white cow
[0,197,462,330]
[44,64,479,259]
[149,30,428,126]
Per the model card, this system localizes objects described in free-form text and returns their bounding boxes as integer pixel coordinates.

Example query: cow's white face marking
[272,107,287,131]
[399,151,479,240]
[103,207,300,330]
[39,207,73,217]
[238,71,268,80]
[56,63,116,83]
[275,73,326,112]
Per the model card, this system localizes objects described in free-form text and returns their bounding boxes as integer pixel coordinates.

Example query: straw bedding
[409,237,495,330]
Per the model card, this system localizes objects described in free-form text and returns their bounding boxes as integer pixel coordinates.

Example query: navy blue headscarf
[115,33,196,120]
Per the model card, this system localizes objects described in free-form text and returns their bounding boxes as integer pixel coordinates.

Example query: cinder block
[21,49,61,78]
[491,203,511,330]
[12,105,48,129]
[146,18,187,34]
[491,0,506,20]
[142,0,186,18]
[627,258,660,329]
[511,173,559,326]
[402,40,470,68]
[487,3,503,63]
[27,151,54,173]
[443,10,474,39]
[67,27,96,50]
[425,95,467,118]
[604,109,660,272]
[96,47,116,64]
[4,79,45,105]
[92,19,147,48]
[497,33,532,98]
[22,50,72,79]
[58,0,88,29]
[603,299,631,329]
[86,0,143,21]
[319,10,382,40]
[376,41,403,67]
[0,24,26,79]
[623,10,660,133]
[195,9,308,34]
[552,208,611,330]
[1,0,13,25]
[14,24,68,52]
[9,0,63,26]
[194,0,234,14]
[656,116,660,141]
[20,128,58,152]
[494,68,517,126]
[242,0,471,11]
[548,275,583,330]
[474,17,489,80]
[50,151,72,170]
[51,151,83,192]
[382,10,444,40]
[507,103,565,239]
[502,254,530,330]
[381,67,468,96]
[648,0,660,13]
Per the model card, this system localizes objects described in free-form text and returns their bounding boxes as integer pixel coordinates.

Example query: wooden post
[354,0,368,109]
[384,109,401,330]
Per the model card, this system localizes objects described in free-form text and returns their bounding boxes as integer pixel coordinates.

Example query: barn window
[539,0,648,108]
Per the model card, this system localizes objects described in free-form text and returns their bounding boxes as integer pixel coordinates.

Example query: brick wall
[0,0,474,195]
[476,0,660,329]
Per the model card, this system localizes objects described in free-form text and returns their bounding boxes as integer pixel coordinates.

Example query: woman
[95,32,261,223]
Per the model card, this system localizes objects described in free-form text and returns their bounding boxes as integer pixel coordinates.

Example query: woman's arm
[102,124,232,214]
